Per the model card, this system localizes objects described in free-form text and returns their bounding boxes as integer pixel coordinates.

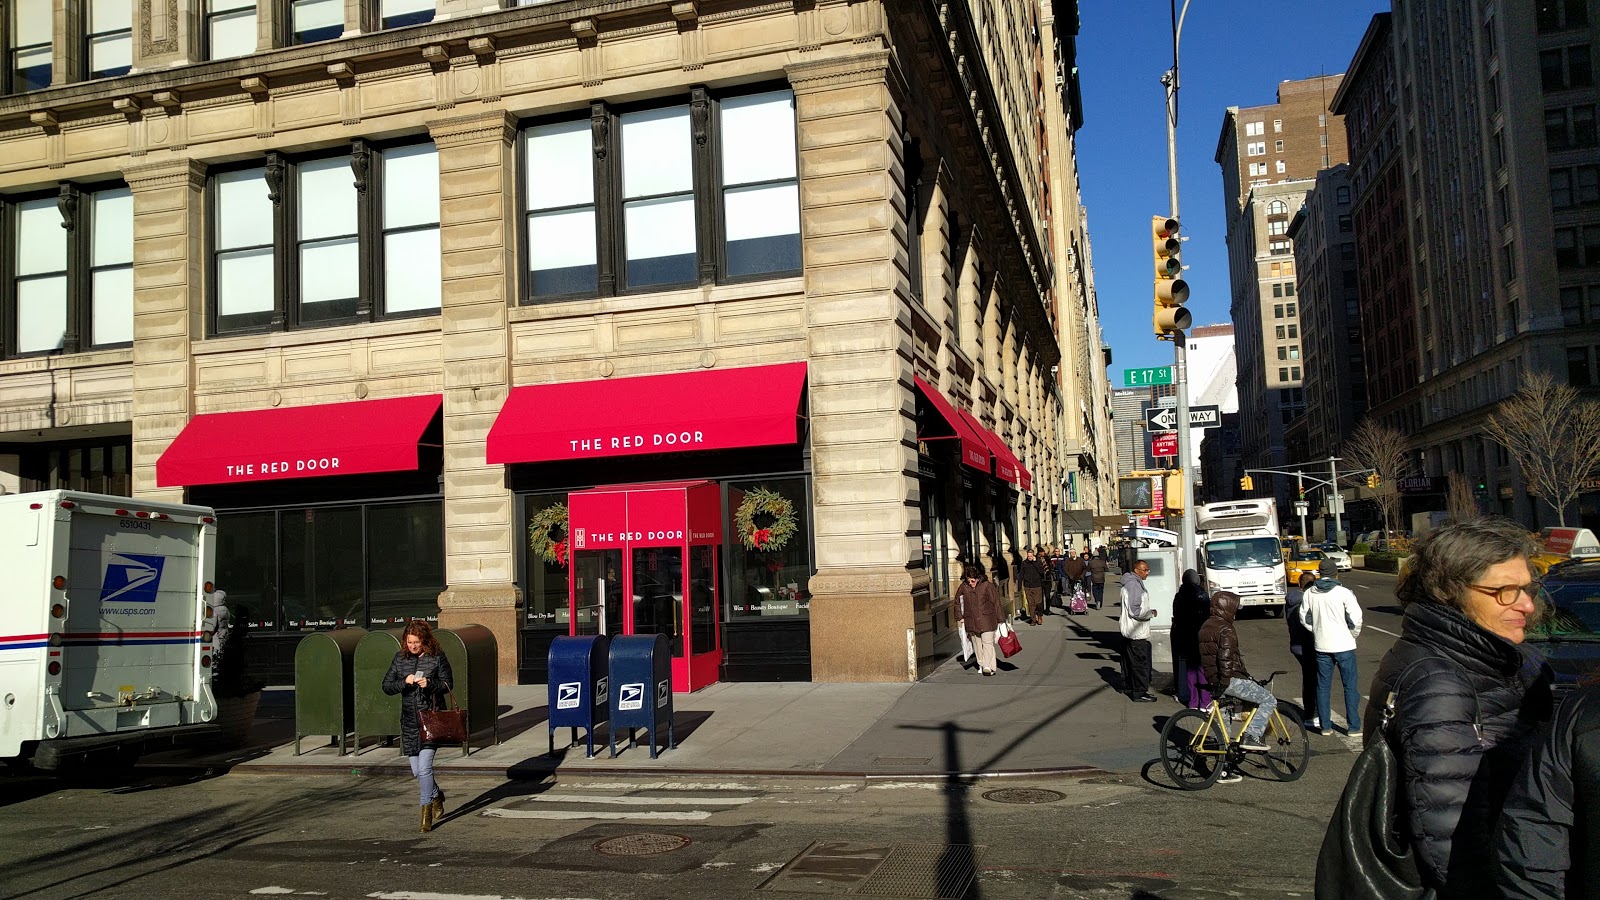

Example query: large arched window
[1266,199,1288,217]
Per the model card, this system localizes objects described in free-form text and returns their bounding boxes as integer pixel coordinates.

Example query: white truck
[1195,499,1287,616]
[1,490,220,769]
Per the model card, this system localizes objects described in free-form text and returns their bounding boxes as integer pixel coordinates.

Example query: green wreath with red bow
[735,487,798,552]
[527,503,570,567]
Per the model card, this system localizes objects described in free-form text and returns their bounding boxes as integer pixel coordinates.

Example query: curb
[223,760,1108,782]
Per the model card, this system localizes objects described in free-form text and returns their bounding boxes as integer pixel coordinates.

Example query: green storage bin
[293,628,366,755]
[353,630,404,755]
[437,625,500,756]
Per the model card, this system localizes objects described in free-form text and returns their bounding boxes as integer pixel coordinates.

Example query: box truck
[1,491,220,769]
[1196,499,1287,615]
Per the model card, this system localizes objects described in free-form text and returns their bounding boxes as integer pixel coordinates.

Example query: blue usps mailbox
[547,635,611,759]
[608,634,676,759]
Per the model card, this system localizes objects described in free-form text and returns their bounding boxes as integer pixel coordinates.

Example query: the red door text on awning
[486,362,807,465]
[913,376,991,473]
[155,394,442,487]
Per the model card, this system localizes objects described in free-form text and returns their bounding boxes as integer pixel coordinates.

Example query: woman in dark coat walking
[382,621,456,833]
[955,563,1002,676]
[1355,517,1552,898]
[1170,569,1211,709]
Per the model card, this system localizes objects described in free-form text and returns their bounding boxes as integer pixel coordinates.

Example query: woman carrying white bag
[955,563,1003,676]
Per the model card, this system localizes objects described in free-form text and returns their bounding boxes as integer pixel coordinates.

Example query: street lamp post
[1166,0,1196,572]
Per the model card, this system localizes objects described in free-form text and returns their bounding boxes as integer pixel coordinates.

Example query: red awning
[487,362,807,464]
[957,411,1019,486]
[913,377,990,473]
[156,394,442,487]
[990,433,1026,490]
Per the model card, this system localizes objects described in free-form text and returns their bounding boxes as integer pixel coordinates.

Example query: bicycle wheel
[1263,705,1310,781]
[1160,709,1226,790]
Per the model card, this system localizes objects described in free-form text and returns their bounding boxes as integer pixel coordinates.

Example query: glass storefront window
[572,549,623,636]
[727,477,811,618]
[523,494,571,628]
[632,546,683,654]
[281,505,364,630]
[689,545,718,653]
[920,476,950,600]
[368,501,445,626]
[216,510,278,631]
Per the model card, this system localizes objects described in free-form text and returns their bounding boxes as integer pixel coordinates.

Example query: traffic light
[1240,475,1254,491]
[1151,215,1192,337]
[1366,473,1381,489]
[1297,484,1306,500]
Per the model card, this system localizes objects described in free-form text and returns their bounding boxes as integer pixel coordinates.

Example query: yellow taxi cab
[1286,548,1328,582]
[1531,527,1600,576]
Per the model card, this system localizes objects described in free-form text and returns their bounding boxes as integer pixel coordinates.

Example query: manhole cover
[982,788,1065,804]
[593,833,692,856]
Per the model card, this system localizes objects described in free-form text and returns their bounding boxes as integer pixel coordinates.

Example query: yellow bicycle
[1159,670,1310,790]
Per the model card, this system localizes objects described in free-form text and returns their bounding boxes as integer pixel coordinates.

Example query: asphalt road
[0,569,1409,900]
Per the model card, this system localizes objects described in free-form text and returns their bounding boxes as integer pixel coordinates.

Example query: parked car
[1317,542,1353,571]
[1532,557,1600,697]
[1530,526,1600,576]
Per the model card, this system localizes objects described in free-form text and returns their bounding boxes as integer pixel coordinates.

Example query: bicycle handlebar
[1255,669,1289,686]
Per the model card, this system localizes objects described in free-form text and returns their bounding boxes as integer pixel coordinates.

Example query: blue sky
[1073,1,1389,386]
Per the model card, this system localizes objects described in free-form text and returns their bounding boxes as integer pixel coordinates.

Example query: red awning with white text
[486,362,807,465]
[957,411,1020,486]
[156,394,443,487]
[913,376,991,473]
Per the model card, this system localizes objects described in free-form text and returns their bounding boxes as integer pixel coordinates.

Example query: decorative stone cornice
[121,157,207,192]
[427,110,517,148]
[785,49,890,93]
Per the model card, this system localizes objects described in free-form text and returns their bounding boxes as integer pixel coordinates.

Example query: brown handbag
[417,691,468,746]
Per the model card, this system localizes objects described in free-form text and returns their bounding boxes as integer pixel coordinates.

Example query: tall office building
[1289,165,1367,465]
[1216,75,1348,511]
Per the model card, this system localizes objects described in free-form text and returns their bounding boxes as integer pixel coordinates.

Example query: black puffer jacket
[1495,682,1600,900]
[1171,570,1209,665]
[1364,601,1551,898]
[1198,591,1249,688]
[381,649,455,756]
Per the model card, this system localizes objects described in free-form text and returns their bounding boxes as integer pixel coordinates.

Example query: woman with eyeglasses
[1363,516,1553,898]
[954,563,1002,676]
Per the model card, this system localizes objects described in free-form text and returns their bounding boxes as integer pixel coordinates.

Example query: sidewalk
[149,592,1172,781]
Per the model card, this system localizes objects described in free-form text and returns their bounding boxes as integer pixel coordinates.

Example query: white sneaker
[1215,771,1243,784]
[1239,737,1269,753]
[1309,718,1322,730]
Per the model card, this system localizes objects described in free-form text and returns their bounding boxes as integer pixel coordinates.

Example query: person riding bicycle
[1198,589,1278,754]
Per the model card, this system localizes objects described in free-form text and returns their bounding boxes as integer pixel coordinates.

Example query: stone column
[957,230,983,368]
[53,0,83,84]
[922,171,956,355]
[788,50,923,683]
[428,110,520,684]
[980,281,1002,407]
[134,0,201,69]
[124,158,205,502]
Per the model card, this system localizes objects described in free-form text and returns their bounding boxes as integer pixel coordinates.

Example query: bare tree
[1446,471,1478,523]
[1342,418,1417,539]
[1484,370,1600,526]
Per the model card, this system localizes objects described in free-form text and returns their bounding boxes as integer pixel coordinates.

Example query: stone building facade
[0,0,1114,684]
[1288,164,1366,466]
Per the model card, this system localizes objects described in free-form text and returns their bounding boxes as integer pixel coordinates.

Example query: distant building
[1112,387,1159,474]
[1200,412,1244,504]
[1289,165,1367,464]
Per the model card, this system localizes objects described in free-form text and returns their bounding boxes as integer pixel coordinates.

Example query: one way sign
[1145,404,1222,431]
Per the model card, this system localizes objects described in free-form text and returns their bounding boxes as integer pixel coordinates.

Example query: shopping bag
[997,628,1022,658]
[959,628,973,662]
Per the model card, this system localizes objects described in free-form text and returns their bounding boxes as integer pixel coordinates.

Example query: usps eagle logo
[100,553,166,604]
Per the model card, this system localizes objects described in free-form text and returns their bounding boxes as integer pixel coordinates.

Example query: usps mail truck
[1,490,219,769]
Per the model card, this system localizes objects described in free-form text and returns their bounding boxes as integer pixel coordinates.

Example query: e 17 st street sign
[1144,404,1221,431]
[1125,366,1173,387]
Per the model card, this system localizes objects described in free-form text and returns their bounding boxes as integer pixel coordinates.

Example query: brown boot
[430,790,444,819]
[419,804,434,833]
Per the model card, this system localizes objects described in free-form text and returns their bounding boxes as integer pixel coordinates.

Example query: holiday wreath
[735,487,797,551]
[527,503,570,566]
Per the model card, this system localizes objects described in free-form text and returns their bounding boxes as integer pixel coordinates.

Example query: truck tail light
[29,502,42,510]
[52,575,66,590]
[200,655,212,669]
[136,511,149,518]
[201,516,216,525]
[115,508,129,516]
[59,501,75,509]
[48,633,63,647]
[155,513,170,520]
[50,603,65,618]
[47,661,61,676]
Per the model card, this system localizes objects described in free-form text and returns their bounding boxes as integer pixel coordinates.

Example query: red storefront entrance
[567,481,723,693]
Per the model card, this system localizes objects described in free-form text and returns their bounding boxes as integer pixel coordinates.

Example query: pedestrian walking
[1495,677,1600,900]
[991,550,1013,622]
[1171,569,1212,709]
[382,621,456,833]
[1087,552,1108,609]
[955,563,1002,676]
[1063,552,1087,598]
[1298,568,1364,736]
[1019,548,1047,626]
[1284,571,1320,730]
[1119,559,1158,702]
[1343,516,1552,897]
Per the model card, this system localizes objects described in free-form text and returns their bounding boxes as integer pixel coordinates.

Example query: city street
[1,570,1409,900]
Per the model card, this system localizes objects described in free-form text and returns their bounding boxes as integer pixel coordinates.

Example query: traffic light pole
[1166,0,1196,571]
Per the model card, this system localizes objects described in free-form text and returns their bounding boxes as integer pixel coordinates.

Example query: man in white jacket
[1297,572,1364,736]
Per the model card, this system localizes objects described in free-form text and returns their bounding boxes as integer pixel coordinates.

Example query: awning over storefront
[156,394,443,487]
[486,362,808,465]
[1060,510,1097,533]
[992,438,1029,492]
[957,411,1019,487]
[912,376,991,473]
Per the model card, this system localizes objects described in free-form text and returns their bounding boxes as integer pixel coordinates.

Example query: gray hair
[1395,516,1536,612]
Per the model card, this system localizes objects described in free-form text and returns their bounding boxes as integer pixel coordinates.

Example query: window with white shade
[290,0,342,44]
[380,0,433,28]
[622,105,697,288]
[206,0,257,60]
[209,141,441,335]
[719,90,800,278]
[524,120,597,298]
[380,143,440,313]
[89,188,134,346]
[7,0,52,92]
[519,86,803,303]
[86,0,132,78]
[14,198,67,354]
[214,167,276,332]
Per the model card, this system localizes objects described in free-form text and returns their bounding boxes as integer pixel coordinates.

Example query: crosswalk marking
[521,794,756,806]
[480,789,760,822]
[482,809,714,822]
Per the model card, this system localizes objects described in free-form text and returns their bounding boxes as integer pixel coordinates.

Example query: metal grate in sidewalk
[759,840,984,898]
